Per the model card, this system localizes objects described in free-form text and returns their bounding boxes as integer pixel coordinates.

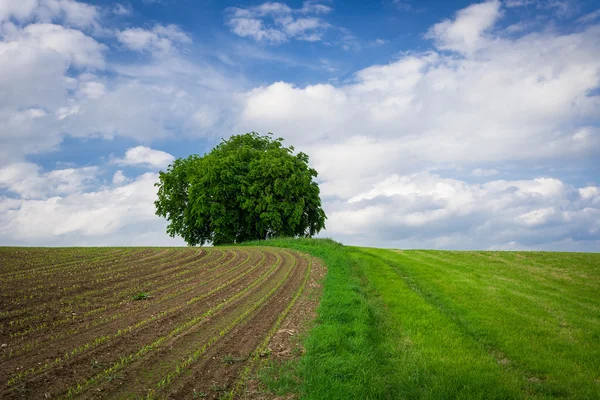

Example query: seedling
[106,372,124,382]
[223,355,246,365]
[132,292,150,301]
[210,384,226,392]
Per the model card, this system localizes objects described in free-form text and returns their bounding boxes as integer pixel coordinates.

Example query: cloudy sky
[0,0,599,250]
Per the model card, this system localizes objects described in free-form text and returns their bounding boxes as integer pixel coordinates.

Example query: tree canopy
[155,132,327,246]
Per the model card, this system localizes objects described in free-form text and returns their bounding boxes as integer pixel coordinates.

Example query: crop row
[2,250,234,359]
[4,250,277,389]
[2,249,209,327]
[2,250,236,351]
[225,254,312,400]
[57,251,292,399]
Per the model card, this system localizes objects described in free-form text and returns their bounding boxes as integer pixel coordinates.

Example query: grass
[361,248,600,399]
[246,238,600,399]
[132,292,150,300]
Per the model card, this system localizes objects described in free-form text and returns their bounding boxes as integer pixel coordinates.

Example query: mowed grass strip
[361,248,600,399]
[350,248,523,399]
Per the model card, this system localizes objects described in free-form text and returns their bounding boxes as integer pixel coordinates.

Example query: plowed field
[0,247,313,399]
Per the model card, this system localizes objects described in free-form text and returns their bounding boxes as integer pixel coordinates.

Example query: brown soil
[239,256,326,400]
[0,246,324,400]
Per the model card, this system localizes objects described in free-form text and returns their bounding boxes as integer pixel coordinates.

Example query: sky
[0,0,599,250]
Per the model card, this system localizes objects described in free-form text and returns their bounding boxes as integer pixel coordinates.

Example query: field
[2,241,599,399]
[242,239,600,400]
[0,247,318,399]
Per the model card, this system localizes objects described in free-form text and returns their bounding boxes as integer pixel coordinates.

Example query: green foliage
[132,292,150,300]
[155,132,326,246]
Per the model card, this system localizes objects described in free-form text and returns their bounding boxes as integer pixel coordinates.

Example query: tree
[155,132,327,246]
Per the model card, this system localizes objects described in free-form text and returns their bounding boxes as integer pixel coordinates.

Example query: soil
[0,246,325,400]
[239,256,326,400]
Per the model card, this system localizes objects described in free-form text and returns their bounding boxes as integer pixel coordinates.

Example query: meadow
[1,241,599,399]
[245,239,600,400]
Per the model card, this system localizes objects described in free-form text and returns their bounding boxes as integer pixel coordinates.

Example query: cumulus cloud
[112,170,127,184]
[425,0,502,54]
[0,171,183,245]
[238,21,600,189]
[225,1,331,43]
[0,0,99,29]
[0,19,107,161]
[327,172,600,250]
[0,162,99,199]
[111,146,175,169]
[0,7,224,163]
[0,22,106,69]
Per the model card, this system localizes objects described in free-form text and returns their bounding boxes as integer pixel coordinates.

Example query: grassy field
[1,241,599,399]
[245,239,600,400]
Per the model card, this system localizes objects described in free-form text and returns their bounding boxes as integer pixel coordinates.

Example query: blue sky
[0,0,599,250]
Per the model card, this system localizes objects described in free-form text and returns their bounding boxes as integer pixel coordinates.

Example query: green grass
[131,292,150,300]
[245,239,600,399]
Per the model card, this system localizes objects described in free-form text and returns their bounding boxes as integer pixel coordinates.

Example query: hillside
[1,241,599,399]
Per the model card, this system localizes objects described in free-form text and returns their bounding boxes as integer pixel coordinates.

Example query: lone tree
[155,132,326,246]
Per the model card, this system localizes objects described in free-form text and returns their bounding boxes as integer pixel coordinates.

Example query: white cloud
[0,21,107,161]
[517,207,556,226]
[578,9,600,23]
[0,0,38,22]
[326,172,600,250]
[505,0,534,7]
[0,18,226,161]
[0,162,98,199]
[0,171,183,245]
[0,161,185,246]
[0,23,106,69]
[113,3,131,16]
[300,0,332,14]
[227,17,287,43]
[425,0,502,54]
[225,1,331,44]
[112,170,127,184]
[116,24,191,55]
[471,168,499,177]
[111,146,175,169]
[238,24,600,196]
[370,38,387,46]
[0,0,99,29]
